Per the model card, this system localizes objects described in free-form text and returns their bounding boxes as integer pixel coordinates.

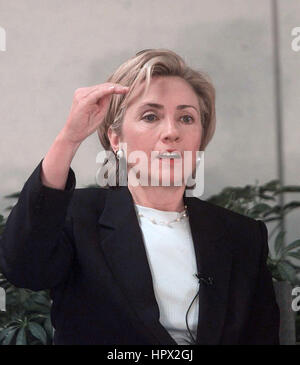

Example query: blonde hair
[97,48,216,186]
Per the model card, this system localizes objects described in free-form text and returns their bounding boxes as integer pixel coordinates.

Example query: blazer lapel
[184,195,233,344]
[97,186,177,345]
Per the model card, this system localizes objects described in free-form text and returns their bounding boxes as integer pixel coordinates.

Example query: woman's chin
[147,173,185,187]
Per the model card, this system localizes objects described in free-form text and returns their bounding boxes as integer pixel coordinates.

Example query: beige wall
[0,0,299,246]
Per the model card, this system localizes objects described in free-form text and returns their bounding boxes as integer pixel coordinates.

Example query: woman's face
[110,75,203,187]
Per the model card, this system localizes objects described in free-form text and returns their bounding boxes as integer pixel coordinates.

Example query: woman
[0,49,279,345]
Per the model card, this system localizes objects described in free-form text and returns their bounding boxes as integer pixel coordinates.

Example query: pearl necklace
[137,205,188,227]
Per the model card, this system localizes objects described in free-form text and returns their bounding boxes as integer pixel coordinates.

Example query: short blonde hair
[97,48,216,152]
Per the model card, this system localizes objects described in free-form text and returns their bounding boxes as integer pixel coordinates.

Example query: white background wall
[0,0,299,247]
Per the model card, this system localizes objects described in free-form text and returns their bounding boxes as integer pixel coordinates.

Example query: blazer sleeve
[240,220,280,345]
[0,158,76,291]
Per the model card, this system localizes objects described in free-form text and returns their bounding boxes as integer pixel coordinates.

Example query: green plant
[267,232,300,285]
[207,179,300,285]
[0,192,53,345]
[0,215,5,236]
[0,271,53,345]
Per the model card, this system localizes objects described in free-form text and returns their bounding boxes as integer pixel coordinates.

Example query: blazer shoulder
[199,198,258,225]
[68,186,109,215]
[198,198,265,253]
[72,186,109,199]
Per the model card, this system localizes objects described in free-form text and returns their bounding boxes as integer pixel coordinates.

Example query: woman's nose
[161,118,180,143]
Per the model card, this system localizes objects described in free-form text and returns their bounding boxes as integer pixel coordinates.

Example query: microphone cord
[185,273,214,345]
[185,285,200,345]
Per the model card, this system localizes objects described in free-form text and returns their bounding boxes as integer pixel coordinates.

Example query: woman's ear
[107,126,120,153]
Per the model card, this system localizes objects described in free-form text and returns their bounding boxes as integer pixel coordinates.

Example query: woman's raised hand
[40,83,128,190]
[60,83,129,145]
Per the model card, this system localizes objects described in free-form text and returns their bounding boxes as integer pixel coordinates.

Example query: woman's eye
[142,114,157,122]
[181,115,194,124]
[141,114,194,124]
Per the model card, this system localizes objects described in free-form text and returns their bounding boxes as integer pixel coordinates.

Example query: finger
[79,83,128,99]
[83,85,129,105]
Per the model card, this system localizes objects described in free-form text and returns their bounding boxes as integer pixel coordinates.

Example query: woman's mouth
[157,151,182,159]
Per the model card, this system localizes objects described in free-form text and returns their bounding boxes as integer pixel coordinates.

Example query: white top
[134,203,199,345]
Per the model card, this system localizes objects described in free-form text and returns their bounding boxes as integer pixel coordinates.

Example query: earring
[116,149,124,160]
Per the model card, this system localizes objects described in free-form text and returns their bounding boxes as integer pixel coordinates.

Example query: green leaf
[282,240,300,255]
[28,322,47,344]
[4,192,20,199]
[2,327,18,345]
[16,327,27,345]
[275,186,300,194]
[249,203,273,214]
[274,231,285,257]
[23,302,51,314]
[283,201,300,211]
[32,295,51,307]
[258,193,276,201]
[288,251,300,260]
[0,327,16,342]
[277,261,296,283]
[263,216,282,223]
[44,317,53,339]
[263,205,282,217]
[260,180,280,191]
[28,313,47,321]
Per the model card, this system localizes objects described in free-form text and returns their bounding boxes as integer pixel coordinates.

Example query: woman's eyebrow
[137,102,199,114]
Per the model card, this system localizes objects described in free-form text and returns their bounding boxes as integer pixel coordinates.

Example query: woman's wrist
[56,128,82,153]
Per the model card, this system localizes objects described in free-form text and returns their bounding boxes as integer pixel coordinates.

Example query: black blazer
[0,159,280,345]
